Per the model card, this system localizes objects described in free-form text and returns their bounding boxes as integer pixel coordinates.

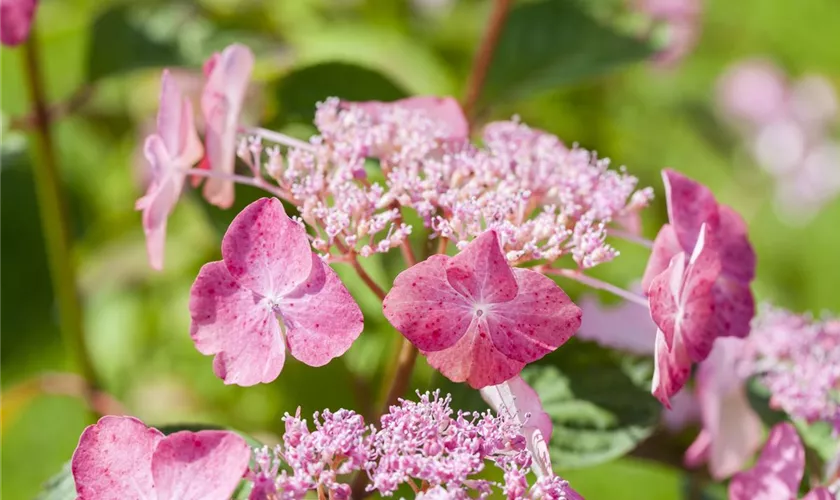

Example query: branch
[462,0,513,122]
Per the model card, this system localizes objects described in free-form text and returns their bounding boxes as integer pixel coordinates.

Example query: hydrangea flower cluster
[246,391,580,500]
[746,305,840,430]
[717,59,840,221]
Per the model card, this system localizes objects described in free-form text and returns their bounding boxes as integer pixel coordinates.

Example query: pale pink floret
[649,223,721,406]
[136,70,204,270]
[71,415,250,500]
[729,422,834,500]
[352,96,469,141]
[684,337,762,480]
[643,169,756,339]
[0,0,37,46]
[383,230,581,388]
[200,44,254,208]
[189,197,363,386]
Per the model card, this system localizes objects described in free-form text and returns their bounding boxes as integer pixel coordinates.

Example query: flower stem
[609,229,654,249]
[182,167,290,200]
[246,127,315,151]
[463,0,513,122]
[348,254,387,300]
[546,268,649,307]
[22,33,102,409]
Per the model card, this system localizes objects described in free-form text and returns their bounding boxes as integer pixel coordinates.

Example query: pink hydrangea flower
[684,337,763,480]
[0,0,37,46]
[729,422,834,500]
[643,169,756,340]
[71,415,251,500]
[189,197,363,386]
[649,223,721,406]
[351,95,469,142]
[136,70,204,270]
[383,230,582,388]
[199,43,254,208]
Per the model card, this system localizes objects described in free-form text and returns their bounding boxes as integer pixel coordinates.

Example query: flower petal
[425,319,525,389]
[152,430,251,500]
[138,135,184,271]
[446,230,517,304]
[190,261,286,386]
[383,254,473,352]
[802,488,835,500]
[71,416,163,500]
[480,376,554,478]
[158,69,203,164]
[576,293,657,356]
[662,169,720,252]
[729,423,805,500]
[485,268,581,363]
[717,205,756,284]
[648,252,686,351]
[0,0,37,46]
[652,329,692,408]
[641,223,682,294]
[201,44,254,208]
[222,198,313,298]
[678,224,722,361]
[713,276,755,339]
[280,255,364,366]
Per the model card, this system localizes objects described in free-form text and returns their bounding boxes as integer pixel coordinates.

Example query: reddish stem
[462,0,513,123]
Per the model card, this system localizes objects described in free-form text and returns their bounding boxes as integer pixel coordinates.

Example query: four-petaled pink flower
[729,422,834,500]
[0,0,38,46]
[643,169,756,340]
[383,230,581,388]
[136,69,204,270]
[71,415,251,500]
[649,223,721,406]
[198,43,254,208]
[189,197,364,386]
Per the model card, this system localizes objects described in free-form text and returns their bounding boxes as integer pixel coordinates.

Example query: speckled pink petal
[201,44,254,208]
[221,198,313,298]
[383,254,474,352]
[649,252,686,350]
[190,261,286,386]
[713,276,755,339]
[717,204,757,284]
[0,0,37,46]
[652,328,692,408]
[802,488,835,500]
[446,230,518,303]
[485,268,581,363]
[641,224,682,294]
[71,416,163,500]
[425,319,525,389]
[138,135,182,271]
[690,337,762,480]
[353,96,469,140]
[678,224,722,361]
[662,169,720,252]
[481,376,554,477]
[729,423,805,500]
[152,430,251,500]
[280,254,364,366]
[576,293,656,356]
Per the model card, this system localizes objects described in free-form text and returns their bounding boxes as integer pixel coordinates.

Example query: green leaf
[87,4,183,82]
[275,62,408,124]
[525,340,660,468]
[34,424,262,500]
[481,0,652,107]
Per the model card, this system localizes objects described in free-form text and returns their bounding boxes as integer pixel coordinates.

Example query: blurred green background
[2,0,839,498]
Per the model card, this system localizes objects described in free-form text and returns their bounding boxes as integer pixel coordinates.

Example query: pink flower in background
[634,0,702,66]
[643,169,756,340]
[383,230,581,388]
[71,415,250,500]
[136,70,204,270]
[649,223,721,406]
[0,0,37,46]
[576,289,657,356]
[189,197,363,386]
[684,337,762,480]
[199,44,254,208]
[729,423,834,500]
[717,60,789,126]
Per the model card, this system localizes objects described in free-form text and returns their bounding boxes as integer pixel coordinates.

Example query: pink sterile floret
[643,169,756,339]
[0,0,37,46]
[189,197,363,386]
[71,415,250,500]
[136,69,204,270]
[649,223,721,406]
[382,230,582,389]
[199,43,254,209]
[729,422,834,500]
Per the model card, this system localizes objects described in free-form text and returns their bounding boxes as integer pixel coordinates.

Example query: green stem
[22,32,102,407]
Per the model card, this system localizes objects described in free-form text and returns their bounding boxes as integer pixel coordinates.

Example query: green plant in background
[2,0,840,499]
